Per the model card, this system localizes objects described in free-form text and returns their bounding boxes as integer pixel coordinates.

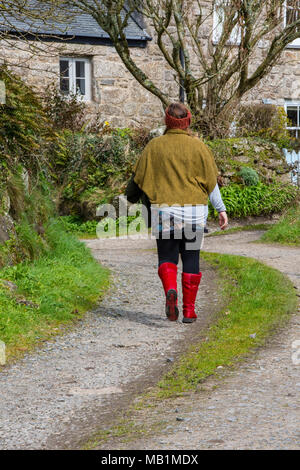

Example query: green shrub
[52,130,140,218]
[0,173,56,268]
[237,103,276,133]
[0,66,59,267]
[236,104,292,147]
[209,182,299,218]
[0,66,56,179]
[238,167,260,186]
[59,215,98,235]
[42,84,86,132]
[5,166,26,220]
[59,211,146,238]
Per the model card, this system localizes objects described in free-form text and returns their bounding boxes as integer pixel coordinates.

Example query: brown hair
[166,102,189,119]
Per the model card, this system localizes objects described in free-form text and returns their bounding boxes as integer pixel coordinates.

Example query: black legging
[156,233,200,274]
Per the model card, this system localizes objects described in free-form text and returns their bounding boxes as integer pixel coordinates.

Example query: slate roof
[0,1,151,44]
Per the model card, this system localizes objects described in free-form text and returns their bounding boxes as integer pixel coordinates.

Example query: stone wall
[0,38,176,128]
[1,2,300,128]
[208,138,291,186]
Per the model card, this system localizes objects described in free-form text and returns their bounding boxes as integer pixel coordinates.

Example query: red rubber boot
[182,272,202,323]
[158,262,179,321]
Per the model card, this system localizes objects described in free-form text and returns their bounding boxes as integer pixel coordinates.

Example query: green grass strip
[0,220,109,362]
[207,223,272,237]
[157,251,298,398]
[259,203,300,246]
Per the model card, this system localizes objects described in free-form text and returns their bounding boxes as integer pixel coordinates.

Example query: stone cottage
[1,1,300,134]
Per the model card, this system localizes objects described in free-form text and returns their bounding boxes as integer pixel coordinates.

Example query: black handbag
[125,173,151,228]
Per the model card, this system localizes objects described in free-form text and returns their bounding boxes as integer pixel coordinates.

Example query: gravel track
[1,229,299,450]
[0,235,219,450]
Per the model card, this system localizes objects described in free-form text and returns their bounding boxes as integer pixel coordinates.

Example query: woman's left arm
[209,183,228,230]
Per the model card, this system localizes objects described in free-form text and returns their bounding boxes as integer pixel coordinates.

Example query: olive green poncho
[133,129,218,206]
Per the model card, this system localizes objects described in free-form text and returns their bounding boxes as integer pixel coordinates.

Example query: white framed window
[284,0,300,47]
[59,57,92,102]
[285,100,300,138]
[212,0,241,45]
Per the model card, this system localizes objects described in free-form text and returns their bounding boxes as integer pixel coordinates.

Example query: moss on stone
[205,136,290,185]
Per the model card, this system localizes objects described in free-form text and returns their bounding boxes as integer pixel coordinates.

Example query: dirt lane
[0,236,219,450]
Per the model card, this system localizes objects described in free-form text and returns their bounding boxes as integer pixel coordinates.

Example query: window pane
[76,61,85,78]
[76,78,86,95]
[60,60,70,78]
[287,106,298,127]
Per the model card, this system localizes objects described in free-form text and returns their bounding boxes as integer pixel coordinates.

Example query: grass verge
[259,203,300,246]
[207,223,272,237]
[155,251,298,398]
[59,213,147,240]
[0,219,109,362]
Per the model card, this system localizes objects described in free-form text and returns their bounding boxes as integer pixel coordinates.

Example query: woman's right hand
[219,211,228,230]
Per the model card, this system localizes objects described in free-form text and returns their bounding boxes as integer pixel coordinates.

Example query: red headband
[165,108,192,129]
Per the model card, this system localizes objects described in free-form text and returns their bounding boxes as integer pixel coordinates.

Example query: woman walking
[126,103,228,323]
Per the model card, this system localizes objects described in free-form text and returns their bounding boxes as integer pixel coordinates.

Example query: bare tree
[40,0,299,137]
[4,1,300,136]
